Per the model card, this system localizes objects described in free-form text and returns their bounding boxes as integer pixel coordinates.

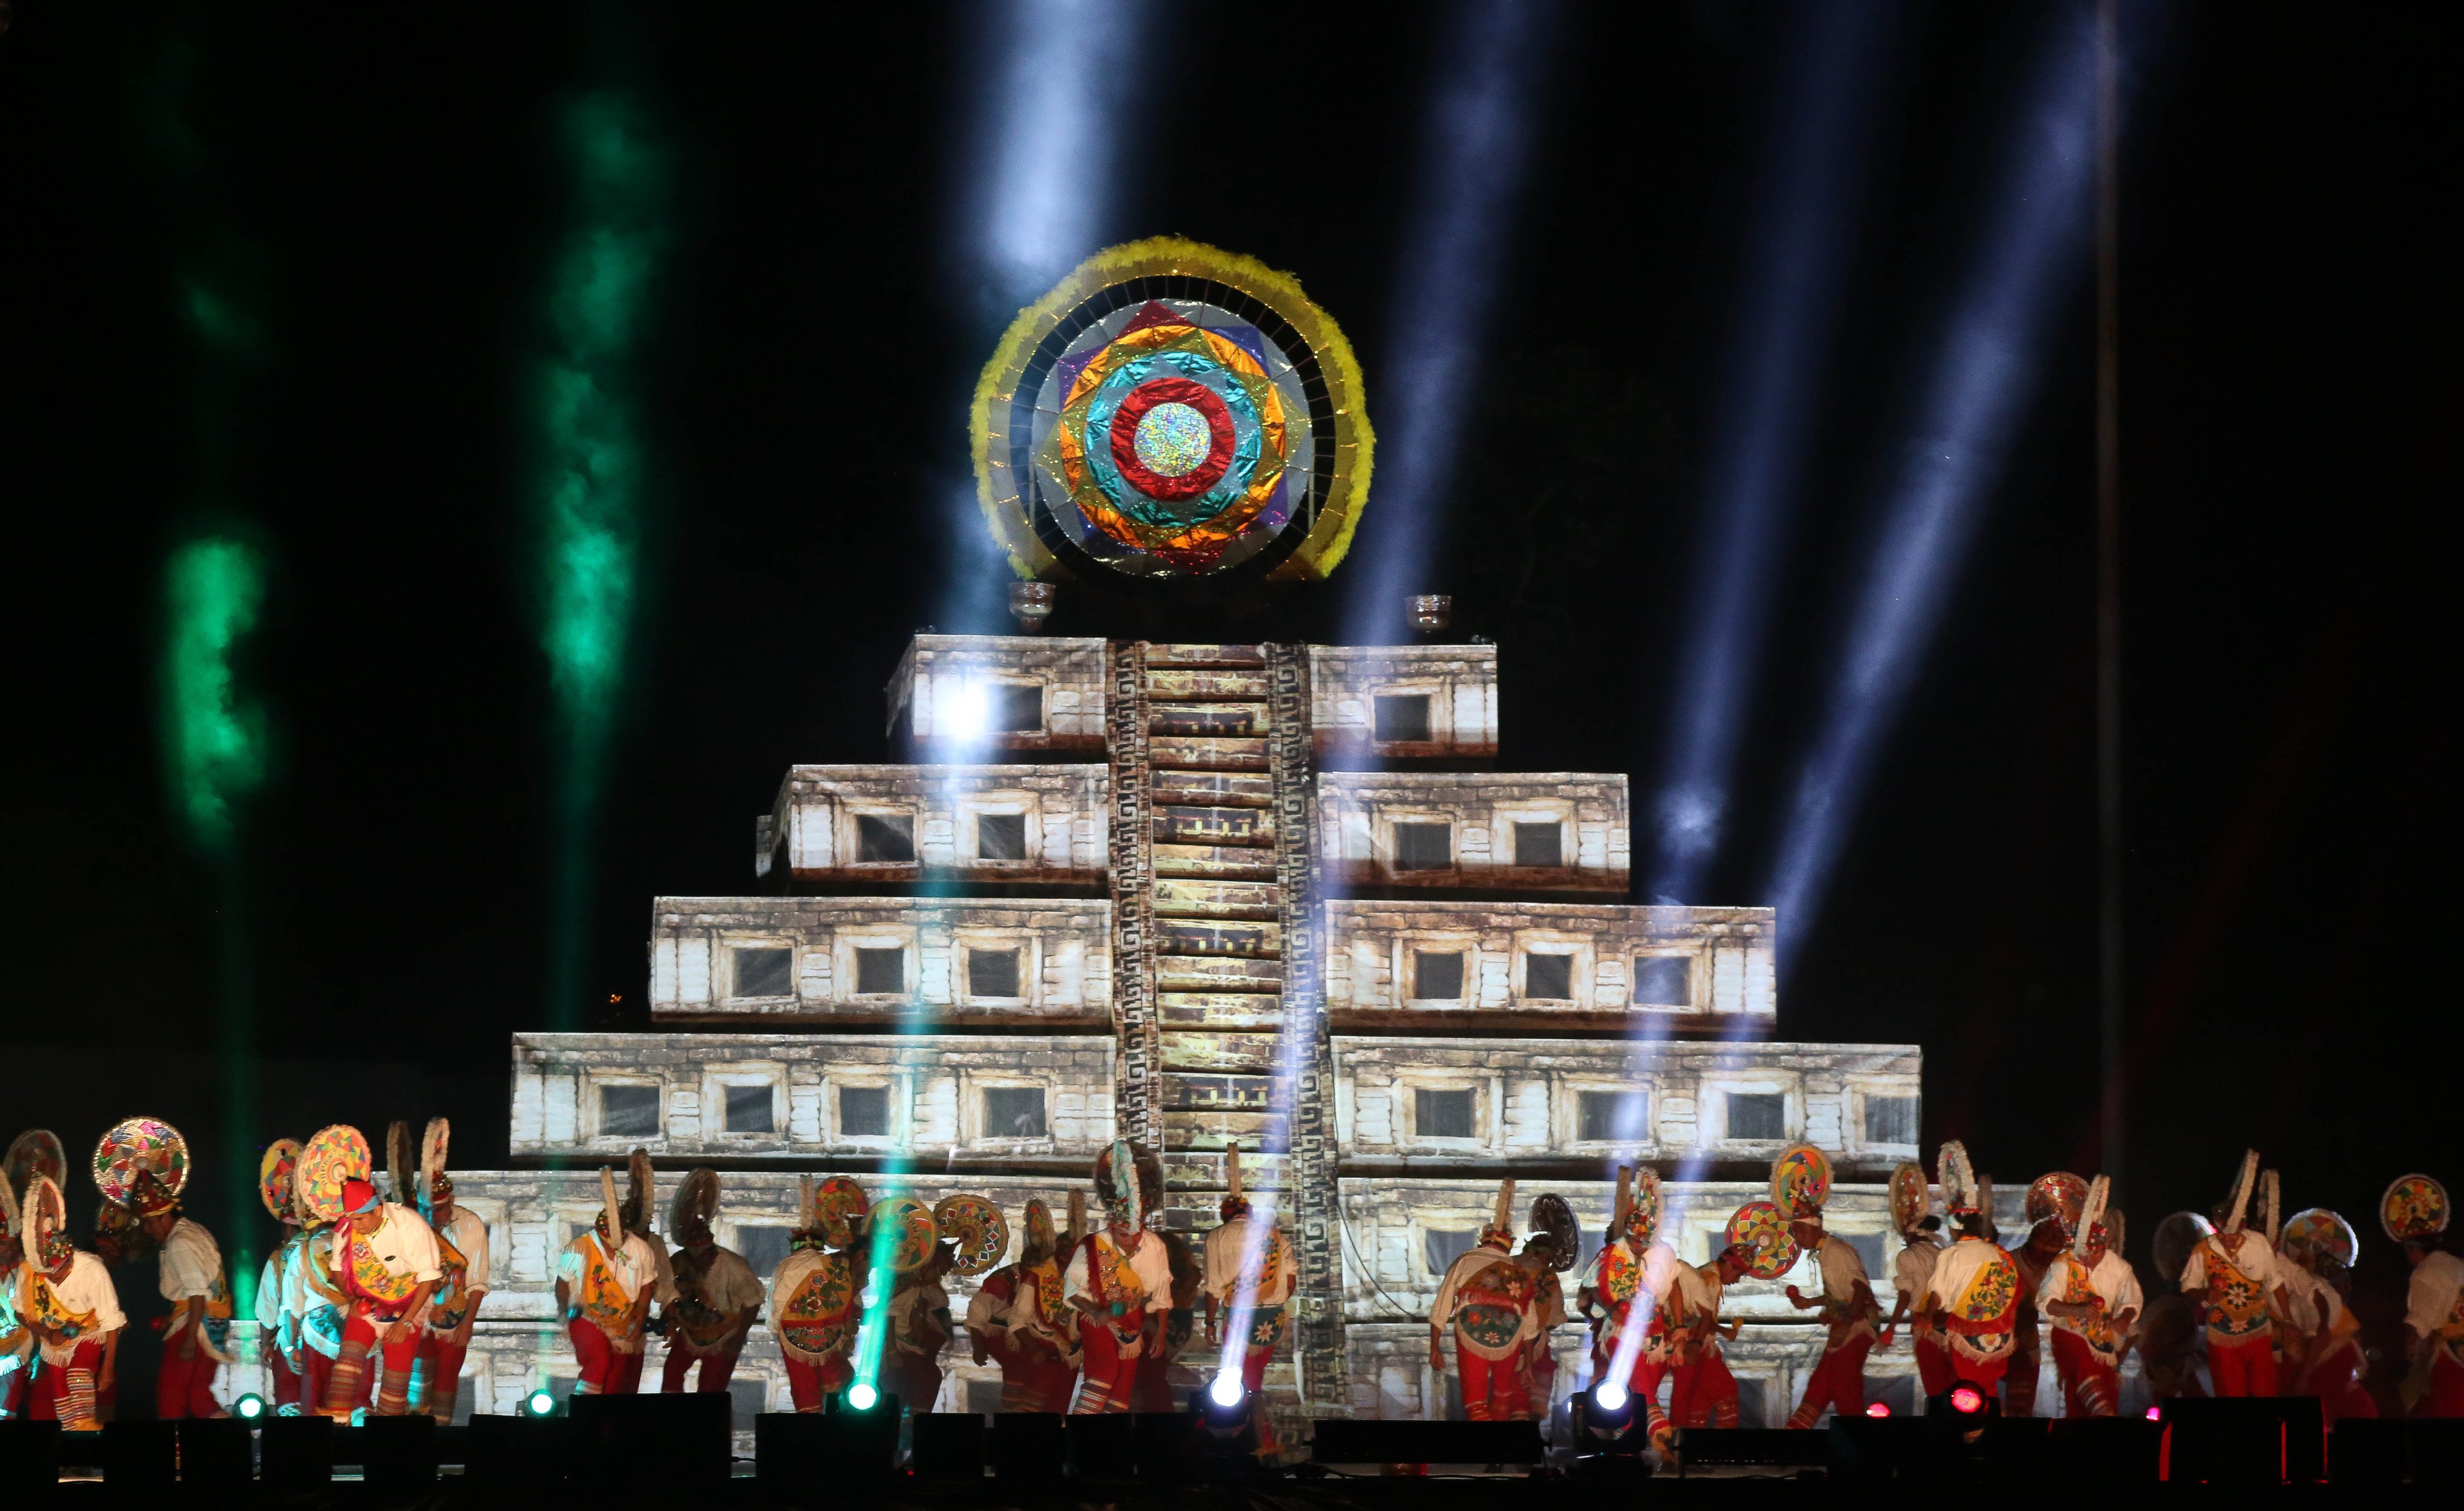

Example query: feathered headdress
[2073,1176,2111,1260]
[2221,1150,2259,1235]
[29,1174,73,1272]
[1064,1188,1087,1251]
[386,1121,415,1208]
[1770,1143,1833,1223]
[1938,1141,1980,1216]
[260,1140,303,1226]
[1888,1161,1932,1236]
[1221,1141,1250,1220]
[791,1176,824,1252]
[1481,1179,1517,1247]
[625,1148,656,1236]
[0,1168,19,1257]
[1612,1166,1634,1241]
[1095,1140,1142,1230]
[597,1166,623,1247]
[419,1119,452,1219]
[2258,1169,2281,1246]
[1020,1198,1058,1265]
[672,1167,722,1243]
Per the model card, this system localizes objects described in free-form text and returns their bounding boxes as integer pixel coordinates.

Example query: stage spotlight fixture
[1584,1380,1636,1432]
[234,1393,265,1420]
[525,1389,557,1418]
[846,1382,879,1412]
[2146,1406,2162,1421]
[1950,1386,1985,1416]
[1209,1376,1244,1411]
[1865,1401,1891,1418]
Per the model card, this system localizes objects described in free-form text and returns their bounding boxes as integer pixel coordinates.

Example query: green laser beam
[161,537,268,851]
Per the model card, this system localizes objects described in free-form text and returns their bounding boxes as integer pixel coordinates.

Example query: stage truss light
[1584,1379,1636,1434]
[234,1393,265,1420]
[846,1381,880,1412]
[526,1388,557,1418]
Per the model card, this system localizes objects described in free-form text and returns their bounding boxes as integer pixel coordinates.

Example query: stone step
[1148,736,1271,771]
[1152,843,1279,881]
[1146,668,1273,701]
[1156,919,1282,959]
[1158,992,1284,1029]
[1155,956,1284,992]
[1154,805,1276,848]
[1159,1109,1276,1148]
[1151,879,1281,921]
[1149,702,1270,737]
[1150,770,1274,809]
[1160,1074,1273,1114]
[1146,643,1265,669]
[1160,1030,1283,1074]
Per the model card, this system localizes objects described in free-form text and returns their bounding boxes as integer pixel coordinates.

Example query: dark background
[1,0,2454,1337]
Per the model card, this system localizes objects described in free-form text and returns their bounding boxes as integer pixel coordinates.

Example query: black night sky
[1,1,2455,1323]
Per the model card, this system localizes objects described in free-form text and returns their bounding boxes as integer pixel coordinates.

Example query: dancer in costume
[2038,1177,2140,1417]
[1202,1146,1294,1439]
[1132,1227,1203,1412]
[2177,1150,2292,1398]
[2278,1204,2372,1421]
[325,1148,443,1419]
[871,1196,955,1413]
[0,1169,32,1418]
[254,1140,303,1414]
[286,1195,356,1416]
[94,1118,234,1420]
[1669,1241,1757,1429]
[1429,1181,1539,1422]
[1773,1144,1878,1427]
[1516,1230,1568,1420]
[659,1168,766,1396]
[2005,1171,2088,1416]
[1920,1141,2020,1396]
[1878,1161,1951,1395]
[14,1175,125,1427]
[410,1120,486,1422]
[1576,1166,1684,1448]
[557,1164,658,1397]
[2384,1173,2463,1416]
[968,1195,1077,1412]
[769,1177,863,1411]
[1065,1141,1173,1414]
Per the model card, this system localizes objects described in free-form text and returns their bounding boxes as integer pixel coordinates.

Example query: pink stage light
[1865,1401,1891,1417]
[1949,1385,1985,1416]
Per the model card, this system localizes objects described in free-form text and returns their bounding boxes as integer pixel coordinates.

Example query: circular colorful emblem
[1770,1144,1832,1220]
[934,1195,1010,1277]
[297,1125,373,1226]
[2381,1174,2449,1244]
[2026,1172,2091,1238]
[92,1117,188,1210]
[1530,1192,1581,1273]
[6,1130,66,1199]
[259,1140,303,1223]
[870,1196,939,1275]
[1888,1161,1932,1234]
[814,1176,868,1249]
[2281,1207,2358,1270]
[780,1251,859,1357]
[974,237,1372,583]
[1726,1199,1803,1281]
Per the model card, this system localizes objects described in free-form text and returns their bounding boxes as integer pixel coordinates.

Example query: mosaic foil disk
[298,1125,373,1225]
[974,237,1373,583]
[934,1194,1009,1277]
[814,1176,867,1249]
[870,1196,938,1275]
[92,1117,188,1209]
[2027,1172,2091,1236]
[1770,1143,1832,1219]
[2380,1173,2449,1243]
[259,1140,303,1223]
[6,1130,66,1199]
[2279,1207,2358,1270]
[1888,1161,1931,1233]
[1529,1192,1580,1272]
[1726,1199,1802,1282]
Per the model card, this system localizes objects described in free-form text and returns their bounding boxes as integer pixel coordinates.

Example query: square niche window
[1578,1090,1648,1143]
[994,683,1044,733]
[1393,822,1452,871]
[1863,1095,1920,1146]
[1726,1092,1787,1143]
[1374,693,1433,744]
[731,946,793,999]
[976,813,1027,862]
[1413,949,1465,1001]
[1415,1088,1476,1140]
[983,1086,1047,1138]
[968,947,1022,999]
[856,813,916,864]
[1524,952,1575,1001]
[735,1223,793,1276]
[854,947,905,996]
[722,1083,774,1135]
[598,1084,660,1140]
[1424,1228,1477,1276]
[839,1084,890,1138]
[1512,822,1563,869]
[1633,956,1691,1008]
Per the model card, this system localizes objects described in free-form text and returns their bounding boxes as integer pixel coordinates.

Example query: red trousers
[1002,1354,1080,1414]
[1,1366,24,1418]
[29,1344,105,1424]
[568,1319,645,1395]
[2208,1334,2277,1398]
[2295,1339,2374,1422]
[413,1334,469,1420]
[299,1349,372,1416]
[2051,1330,2120,1417]
[1074,1319,1144,1414]
[1788,1333,1872,1426]
[783,1353,851,1412]
[1914,1331,1956,1396]
[2423,1351,2464,1419]
[1671,1349,1739,1428]
[1457,1349,1530,1422]
[264,1340,301,1410]
[156,1339,223,1419]
[664,1344,741,1393]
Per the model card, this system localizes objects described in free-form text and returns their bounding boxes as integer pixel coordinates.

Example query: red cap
[342,1178,381,1215]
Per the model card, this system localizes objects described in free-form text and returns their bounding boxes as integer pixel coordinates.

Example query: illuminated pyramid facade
[371,631,1939,1429]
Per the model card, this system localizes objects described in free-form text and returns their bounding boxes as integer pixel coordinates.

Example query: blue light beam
[1343,0,1564,644]
[1649,0,1894,903]
[1763,15,2100,955]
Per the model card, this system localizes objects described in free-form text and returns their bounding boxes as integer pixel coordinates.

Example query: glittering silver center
[1132,402,1212,477]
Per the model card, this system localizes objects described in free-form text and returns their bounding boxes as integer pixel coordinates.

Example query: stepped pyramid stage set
[226,239,2025,1429]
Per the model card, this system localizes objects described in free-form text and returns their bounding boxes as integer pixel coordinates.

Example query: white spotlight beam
[974,0,1155,304]
[1763,15,2100,957]
[1343,0,1565,645]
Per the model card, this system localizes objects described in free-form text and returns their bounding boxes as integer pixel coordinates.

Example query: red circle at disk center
[1110,377,1235,502]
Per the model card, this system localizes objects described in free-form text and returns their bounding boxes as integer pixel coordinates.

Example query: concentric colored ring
[1110,377,1234,499]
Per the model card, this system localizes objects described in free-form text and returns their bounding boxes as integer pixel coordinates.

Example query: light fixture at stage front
[234,1393,265,1420]
[1949,1385,1985,1416]
[525,1388,556,1418]
[1865,1400,1891,1418]
[846,1381,880,1412]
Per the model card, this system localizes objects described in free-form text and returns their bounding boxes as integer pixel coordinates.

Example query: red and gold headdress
[2027,1172,2091,1244]
[1770,1143,1832,1224]
[94,1117,189,1218]
[29,1174,74,1272]
[2072,1176,2111,1260]
[418,1119,453,1218]
[1937,1141,1982,1218]
[2381,1174,2449,1246]
[260,1140,303,1226]
[1888,1161,1932,1236]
